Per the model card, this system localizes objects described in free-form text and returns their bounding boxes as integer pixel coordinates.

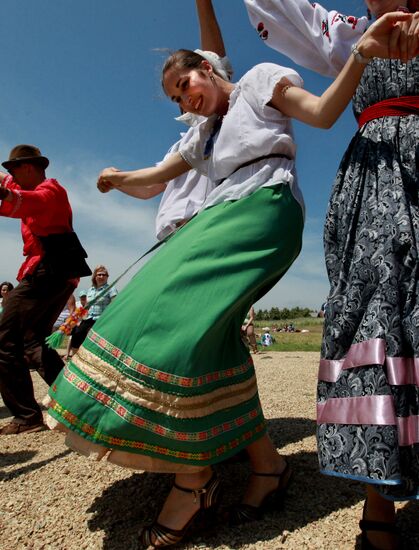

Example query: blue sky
[0,0,365,309]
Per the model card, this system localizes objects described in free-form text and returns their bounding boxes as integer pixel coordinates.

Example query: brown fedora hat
[2,144,49,170]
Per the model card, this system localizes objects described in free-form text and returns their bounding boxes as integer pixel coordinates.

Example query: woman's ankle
[365,487,396,523]
[174,467,213,490]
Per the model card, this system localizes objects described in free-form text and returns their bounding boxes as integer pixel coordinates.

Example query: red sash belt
[358,96,419,128]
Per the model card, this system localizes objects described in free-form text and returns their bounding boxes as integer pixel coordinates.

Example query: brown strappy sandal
[228,461,292,525]
[139,472,221,549]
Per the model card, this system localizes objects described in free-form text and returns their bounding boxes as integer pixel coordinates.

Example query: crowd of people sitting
[241,314,304,351]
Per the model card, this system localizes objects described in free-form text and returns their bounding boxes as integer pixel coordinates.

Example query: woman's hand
[389,11,419,62]
[97,167,120,193]
[358,12,414,61]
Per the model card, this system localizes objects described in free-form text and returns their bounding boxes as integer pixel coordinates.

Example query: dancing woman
[119,0,233,242]
[244,1,419,548]
[47,12,412,549]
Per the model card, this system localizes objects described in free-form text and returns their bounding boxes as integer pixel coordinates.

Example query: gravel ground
[1,351,417,550]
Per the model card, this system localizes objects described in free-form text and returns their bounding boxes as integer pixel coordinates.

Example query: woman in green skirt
[47,13,412,548]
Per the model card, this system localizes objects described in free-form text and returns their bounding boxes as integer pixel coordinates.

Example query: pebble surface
[1,352,417,549]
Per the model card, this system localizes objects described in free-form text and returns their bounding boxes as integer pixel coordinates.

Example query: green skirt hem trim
[48,403,266,466]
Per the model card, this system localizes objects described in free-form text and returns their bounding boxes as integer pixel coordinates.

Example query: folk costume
[245,0,419,500]
[154,128,217,241]
[47,63,304,472]
[0,171,91,427]
[121,52,233,242]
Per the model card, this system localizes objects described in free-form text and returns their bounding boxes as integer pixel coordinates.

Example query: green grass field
[253,317,323,352]
[58,317,324,355]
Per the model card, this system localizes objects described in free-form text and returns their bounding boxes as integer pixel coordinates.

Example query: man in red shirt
[0,145,91,435]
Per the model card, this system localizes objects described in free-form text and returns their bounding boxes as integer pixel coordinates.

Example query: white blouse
[180,63,305,213]
[156,54,233,240]
[155,127,216,241]
[243,0,368,78]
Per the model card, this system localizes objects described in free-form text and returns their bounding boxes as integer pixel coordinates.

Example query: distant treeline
[255,307,312,320]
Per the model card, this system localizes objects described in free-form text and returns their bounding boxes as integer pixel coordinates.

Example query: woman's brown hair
[161,49,225,90]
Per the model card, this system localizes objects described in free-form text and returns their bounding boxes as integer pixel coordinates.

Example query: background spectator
[261,327,275,347]
[65,290,89,360]
[0,282,14,315]
[70,265,117,353]
[241,306,259,353]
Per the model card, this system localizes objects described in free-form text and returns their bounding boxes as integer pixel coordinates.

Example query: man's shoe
[0,421,47,435]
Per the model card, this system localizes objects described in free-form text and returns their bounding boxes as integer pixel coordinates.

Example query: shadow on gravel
[395,500,419,549]
[0,405,10,419]
[86,451,366,549]
[0,449,71,482]
[354,500,419,550]
[85,418,369,549]
[267,416,315,447]
[0,450,38,467]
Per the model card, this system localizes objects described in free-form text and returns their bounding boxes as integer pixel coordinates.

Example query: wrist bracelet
[351,43,371,65]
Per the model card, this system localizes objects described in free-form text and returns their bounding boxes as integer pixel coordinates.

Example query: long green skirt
[48,185,303,472]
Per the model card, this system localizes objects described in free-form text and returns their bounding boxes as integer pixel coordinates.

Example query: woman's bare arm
[196,0,226,56]
[119,183,167,200]
[97,153,191,193]
[269,12,413,129]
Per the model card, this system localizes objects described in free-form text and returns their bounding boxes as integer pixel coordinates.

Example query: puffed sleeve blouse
[179,63,305,213]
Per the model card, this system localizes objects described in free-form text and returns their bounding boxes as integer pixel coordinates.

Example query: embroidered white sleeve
[244,0,368,78]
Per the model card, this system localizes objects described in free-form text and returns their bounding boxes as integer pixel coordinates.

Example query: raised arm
[243,0,368,77]
[269,12,414,129]
[97,152,191,193]
[196,0,226,56]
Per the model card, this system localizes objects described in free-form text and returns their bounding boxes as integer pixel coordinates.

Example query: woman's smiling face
[163,62,219,117]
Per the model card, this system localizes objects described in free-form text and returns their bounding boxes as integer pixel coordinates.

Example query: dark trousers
[0,265,75,425]
[70,318,95,349]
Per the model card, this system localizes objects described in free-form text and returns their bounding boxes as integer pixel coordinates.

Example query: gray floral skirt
[319,113,419,501]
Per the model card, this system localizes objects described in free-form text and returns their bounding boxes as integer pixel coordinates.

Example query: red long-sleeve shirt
[0,175,74,280]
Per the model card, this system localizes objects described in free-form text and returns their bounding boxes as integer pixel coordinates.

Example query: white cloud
[0,227,24,284]
[0,156,159,287]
